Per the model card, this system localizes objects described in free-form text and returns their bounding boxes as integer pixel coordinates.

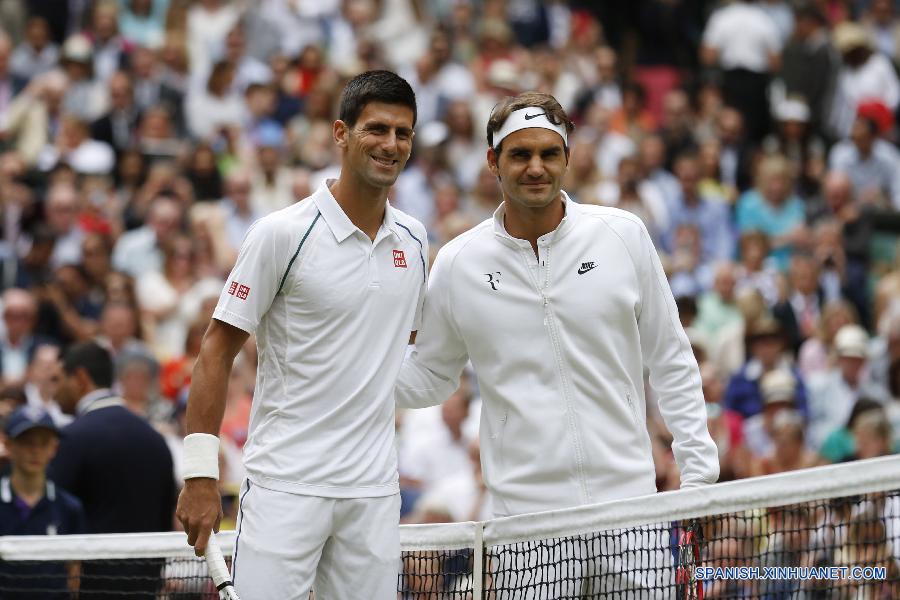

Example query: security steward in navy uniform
[0,405,86,598]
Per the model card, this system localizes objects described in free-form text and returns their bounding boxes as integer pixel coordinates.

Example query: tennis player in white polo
[176,71,428,600]
[396,92,719,597]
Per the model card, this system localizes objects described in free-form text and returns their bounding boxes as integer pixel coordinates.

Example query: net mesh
[1,456,898,599]
[481,493,900,598]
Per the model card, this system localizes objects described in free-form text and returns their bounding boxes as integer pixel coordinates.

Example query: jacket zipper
[533,244,591,506]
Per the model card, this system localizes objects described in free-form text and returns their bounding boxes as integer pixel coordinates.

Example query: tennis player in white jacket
[396,92,719,597]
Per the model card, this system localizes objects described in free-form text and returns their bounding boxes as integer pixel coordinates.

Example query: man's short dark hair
[63,341,114,388]
[338,70,417,128]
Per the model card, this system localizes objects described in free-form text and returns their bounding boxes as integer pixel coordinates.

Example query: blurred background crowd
[0,0,898,535]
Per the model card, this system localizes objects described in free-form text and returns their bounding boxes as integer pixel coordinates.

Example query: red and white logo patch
[393,250,407,268]
[227,281,251,300]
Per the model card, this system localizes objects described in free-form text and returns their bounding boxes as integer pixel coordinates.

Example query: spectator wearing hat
[807,324,890,449]
[59,34,107,123]
[828,114,900,210]
[0,405,86,598]
[830,21,900,138]
[723,314,808,420]
[742,368,803,459]
[798,299,860,379]
[763,97,826,198]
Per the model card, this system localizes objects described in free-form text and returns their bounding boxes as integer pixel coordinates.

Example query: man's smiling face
[338,101,415,191]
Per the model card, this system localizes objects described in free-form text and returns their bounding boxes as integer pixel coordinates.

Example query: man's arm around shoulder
[396,245,469,409]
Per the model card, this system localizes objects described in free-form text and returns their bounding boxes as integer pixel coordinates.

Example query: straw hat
[833,22,872,53]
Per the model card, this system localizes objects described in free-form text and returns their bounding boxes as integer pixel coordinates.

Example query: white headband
[492,107,568,148]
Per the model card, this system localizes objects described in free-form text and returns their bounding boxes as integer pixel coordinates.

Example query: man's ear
[74,367,93,392]
[487,147,500,177]
[333,119,349,149]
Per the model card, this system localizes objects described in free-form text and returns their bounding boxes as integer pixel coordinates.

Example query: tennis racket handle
[204,533,241,599]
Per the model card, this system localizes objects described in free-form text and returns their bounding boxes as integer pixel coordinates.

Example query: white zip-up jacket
[396,195,719,517]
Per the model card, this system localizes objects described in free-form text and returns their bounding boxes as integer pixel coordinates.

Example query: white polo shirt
[214,181,428,498]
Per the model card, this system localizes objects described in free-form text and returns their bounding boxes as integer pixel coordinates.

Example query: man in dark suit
[90,70,140,154]
[49,341,176,598]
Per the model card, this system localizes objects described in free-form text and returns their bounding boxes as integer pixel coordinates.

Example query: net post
[473,521,484,600]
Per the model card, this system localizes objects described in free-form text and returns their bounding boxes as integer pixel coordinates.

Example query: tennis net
[1,455,899,598]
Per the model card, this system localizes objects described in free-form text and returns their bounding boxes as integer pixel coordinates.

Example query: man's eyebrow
[359,121,414,136]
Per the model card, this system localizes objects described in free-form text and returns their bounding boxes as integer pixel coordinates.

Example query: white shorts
[231,480,400,600]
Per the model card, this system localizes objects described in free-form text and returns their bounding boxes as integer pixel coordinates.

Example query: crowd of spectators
[0,0,898,538]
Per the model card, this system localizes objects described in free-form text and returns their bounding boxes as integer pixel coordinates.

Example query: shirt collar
[492,190,577,245]
[0,477,54,503]
[75,388,117,417]
[312,179,401,243]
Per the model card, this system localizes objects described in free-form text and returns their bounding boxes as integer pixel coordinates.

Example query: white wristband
[183,433,220,480]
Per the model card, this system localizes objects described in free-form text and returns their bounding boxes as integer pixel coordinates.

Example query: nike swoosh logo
[524,113,545,120]
[577,265,596,275]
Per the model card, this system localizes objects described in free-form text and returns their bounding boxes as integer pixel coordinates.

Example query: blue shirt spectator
[664,153,735,261]
[735,155,807,271]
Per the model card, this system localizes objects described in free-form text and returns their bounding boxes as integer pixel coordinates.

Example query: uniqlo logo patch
[393,250,407,268]
[227,281,251,300]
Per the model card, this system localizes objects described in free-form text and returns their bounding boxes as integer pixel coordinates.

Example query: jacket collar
[492,190,577,248]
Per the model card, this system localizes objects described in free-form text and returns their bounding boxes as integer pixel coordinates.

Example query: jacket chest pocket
[624,389,652,454]
[625,390,640,426]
